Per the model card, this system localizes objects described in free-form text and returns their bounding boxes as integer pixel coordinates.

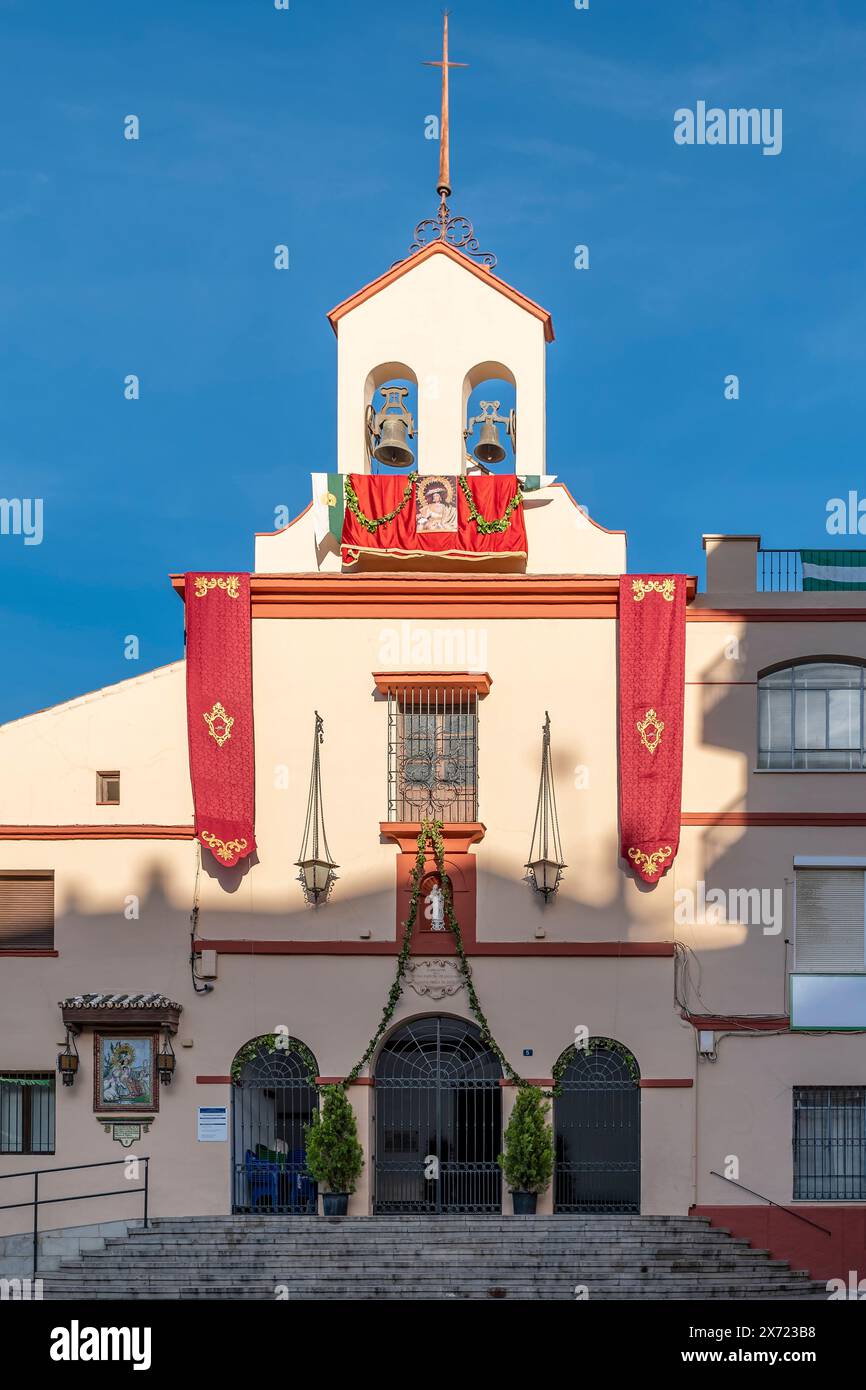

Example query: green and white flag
[801,550,866,591]
[311,473,345,545]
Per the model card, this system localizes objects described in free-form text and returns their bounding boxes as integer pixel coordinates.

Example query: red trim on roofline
[327,241,555,342]
[255,500,313,538]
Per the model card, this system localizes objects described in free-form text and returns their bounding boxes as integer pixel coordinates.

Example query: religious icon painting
[416,475,458,533]
[93,1034,159,1113]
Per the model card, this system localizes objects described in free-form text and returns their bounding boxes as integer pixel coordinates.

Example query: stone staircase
[43,1214,828,1300]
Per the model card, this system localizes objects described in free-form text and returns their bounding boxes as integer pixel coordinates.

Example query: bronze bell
[466,399,515,466]
[473,417,507,465]
[374,415,414,467]
[370,386,415,467]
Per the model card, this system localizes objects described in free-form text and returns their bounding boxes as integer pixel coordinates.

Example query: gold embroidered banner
[184,572,256,867]
[618,574,686,884]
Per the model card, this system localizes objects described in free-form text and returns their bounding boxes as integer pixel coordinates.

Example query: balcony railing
[758,548,866,593]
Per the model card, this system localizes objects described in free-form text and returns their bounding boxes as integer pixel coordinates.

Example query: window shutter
[796,869,864,971]
[0,874,54,949]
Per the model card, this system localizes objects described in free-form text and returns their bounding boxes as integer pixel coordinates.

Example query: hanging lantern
[57,1029,80,1087]
[296,711,338,905]
[158,1032,176,1086]
[525,712,566,901]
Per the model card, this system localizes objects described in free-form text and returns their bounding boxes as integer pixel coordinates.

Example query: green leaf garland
[344,473,418,534]
[458,476,523,534]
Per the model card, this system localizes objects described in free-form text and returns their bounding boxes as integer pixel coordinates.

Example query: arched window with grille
[758,660,866,770]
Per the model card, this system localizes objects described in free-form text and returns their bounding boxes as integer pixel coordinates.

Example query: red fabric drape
[618,575,686,884]
[184,573,256,868]
[340,474,526,563]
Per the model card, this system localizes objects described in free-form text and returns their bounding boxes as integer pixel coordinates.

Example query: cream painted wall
[695,1033,866,1207]
[3,566,866,1227]
[334,251,547,477]
[0,663,191,825]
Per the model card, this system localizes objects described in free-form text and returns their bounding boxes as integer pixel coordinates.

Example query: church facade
[2,40,866,1288]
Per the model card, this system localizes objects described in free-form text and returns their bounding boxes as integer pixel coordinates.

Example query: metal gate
[554,1039,640,1213]
[231,1038,318,1214]
[374,1016,502,1213]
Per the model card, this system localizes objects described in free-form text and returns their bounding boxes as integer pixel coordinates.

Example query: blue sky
[1,0,865,721]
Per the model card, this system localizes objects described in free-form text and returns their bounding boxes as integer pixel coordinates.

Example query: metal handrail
[0,1155,149,1274]
[709,1170,831,1235]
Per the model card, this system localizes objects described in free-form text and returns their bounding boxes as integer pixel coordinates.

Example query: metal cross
[423,12,468,201]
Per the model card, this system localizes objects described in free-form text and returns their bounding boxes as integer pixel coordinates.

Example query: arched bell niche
[462,361,517,473]
[364,361,418,474]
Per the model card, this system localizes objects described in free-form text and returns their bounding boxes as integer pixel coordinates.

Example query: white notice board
[197,1106,228,1141]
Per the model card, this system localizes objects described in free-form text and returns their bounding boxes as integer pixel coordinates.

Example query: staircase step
[42,1213,827,1302]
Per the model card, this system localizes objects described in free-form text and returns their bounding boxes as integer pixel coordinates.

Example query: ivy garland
[229,827,579,1100]
[344,820,566,1098]
[458,476,523,534]
[344,473,418,534]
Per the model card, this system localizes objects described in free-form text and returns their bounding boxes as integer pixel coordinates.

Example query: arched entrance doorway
[374,1016,502,1213]
[231,1036,319,1214]
[553,1038,640,1213]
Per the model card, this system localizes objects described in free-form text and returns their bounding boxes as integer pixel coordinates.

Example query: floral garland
[458,476,523,534]
[344,473,418,534]
[344,820,565,1097]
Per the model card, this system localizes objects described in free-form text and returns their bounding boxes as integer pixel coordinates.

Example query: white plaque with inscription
[405,958,465,1000]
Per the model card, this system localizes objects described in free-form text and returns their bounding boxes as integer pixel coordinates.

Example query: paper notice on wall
[197,1106,228,1142]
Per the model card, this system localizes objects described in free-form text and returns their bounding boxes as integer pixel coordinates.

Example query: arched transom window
[758,661,866,770]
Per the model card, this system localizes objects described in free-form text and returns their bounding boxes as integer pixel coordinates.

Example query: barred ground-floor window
[793,1086,866,1200]
[0,1072,55,1153]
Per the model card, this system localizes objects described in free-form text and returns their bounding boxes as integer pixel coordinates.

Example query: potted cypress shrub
[498,1084,554,1214]
[304,1084,364,1216]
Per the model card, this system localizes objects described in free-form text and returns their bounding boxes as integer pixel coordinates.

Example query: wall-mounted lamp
[57,1029,80,1087]
[158,1032,177,1086]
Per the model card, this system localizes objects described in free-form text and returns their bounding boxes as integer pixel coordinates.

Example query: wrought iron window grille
[387,687,478,823]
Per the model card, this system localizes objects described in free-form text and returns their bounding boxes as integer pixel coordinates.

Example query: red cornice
[683,1012,789,1031]
[193,938,675,957]
[169,573,864,624]
[380,822,486,852]
[373,672,492,697]
[0,825,195,840]
[196,1075,231,1084]
[169,572,698,620]
[682,812,866,827]
[639,1078,694,1088]
[689,607,866,622]
[5,813,858,843]
[326,240,556,343]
